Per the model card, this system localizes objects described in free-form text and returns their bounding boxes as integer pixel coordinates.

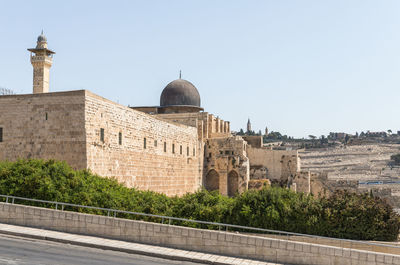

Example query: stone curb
[0,227,273,265]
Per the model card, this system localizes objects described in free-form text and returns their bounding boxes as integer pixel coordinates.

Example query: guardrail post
[55,203,58,210]
[61,205,64,211]
[161,217,164,224]
[107,210,110,217]
[5,197,8,203]
[114,211,116,218]
[11,197,14,204]
[169,218,171,225]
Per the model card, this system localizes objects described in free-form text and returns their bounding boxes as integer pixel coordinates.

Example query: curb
[0,229,236,265]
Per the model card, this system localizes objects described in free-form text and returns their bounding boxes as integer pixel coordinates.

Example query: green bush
[0,159,399,241]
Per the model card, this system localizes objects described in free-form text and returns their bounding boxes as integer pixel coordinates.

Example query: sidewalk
[0,223,282,265]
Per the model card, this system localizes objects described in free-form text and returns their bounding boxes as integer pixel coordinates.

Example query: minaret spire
[179,70,182,79]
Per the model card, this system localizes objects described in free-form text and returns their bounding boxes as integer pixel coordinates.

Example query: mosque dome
[160,79,201,107]
[37,32,47,42]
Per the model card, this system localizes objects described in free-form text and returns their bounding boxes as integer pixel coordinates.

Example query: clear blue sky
[1,1,400,138]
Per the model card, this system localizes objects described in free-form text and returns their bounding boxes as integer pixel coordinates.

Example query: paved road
[0,234,200,265]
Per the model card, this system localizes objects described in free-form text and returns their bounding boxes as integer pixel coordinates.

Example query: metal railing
[0,194,399,255]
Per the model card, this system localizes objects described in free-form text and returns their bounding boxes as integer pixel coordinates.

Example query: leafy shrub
[0,159,399,241]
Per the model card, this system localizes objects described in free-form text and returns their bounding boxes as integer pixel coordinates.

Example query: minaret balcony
[30,56,53,64]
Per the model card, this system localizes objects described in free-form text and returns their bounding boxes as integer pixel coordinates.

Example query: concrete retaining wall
[0,202,398,265]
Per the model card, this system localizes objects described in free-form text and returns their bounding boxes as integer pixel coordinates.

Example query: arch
[205,169,219,191]
[227,170,239,197]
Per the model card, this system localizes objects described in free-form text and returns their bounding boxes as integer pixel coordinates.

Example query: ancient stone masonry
[153,112,230,141]
[247,146,300,183]
[0,91,87,169]
[0,33,310,197]
[84,91,201,196]
[0,89,303,197]
[0,91,201,196]
[242,135,263,148]
[204,136,249,196]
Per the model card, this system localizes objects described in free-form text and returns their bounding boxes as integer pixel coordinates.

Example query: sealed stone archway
[227,170,239,197]
[205,169,219,191]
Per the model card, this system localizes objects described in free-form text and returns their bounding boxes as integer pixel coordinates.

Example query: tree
[344,134,350,144]
[388,129,392,135]
[265,131,283,140]
[308,135,316,140]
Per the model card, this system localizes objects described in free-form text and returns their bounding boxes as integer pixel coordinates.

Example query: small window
[193,148,196,156]
[208,152,212,158]
[0,127,3,142]
[225,150,230,155]
[180,145,182,155]
[187,146,189,156]
[172,144,175,154]
[100,128,104,142]
[154,140,157,147]
[45,113,48,120]
[118,132,122,145]
[144,138,147,149]
[164,142,167,152]
[220,151,223,155]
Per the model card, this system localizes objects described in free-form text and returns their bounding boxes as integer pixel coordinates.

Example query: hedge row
[0,159,399,241]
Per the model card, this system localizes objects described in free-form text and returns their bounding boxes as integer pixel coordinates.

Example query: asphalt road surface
[0,234,201,265]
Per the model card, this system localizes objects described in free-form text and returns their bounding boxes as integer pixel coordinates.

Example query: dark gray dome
[37,33,47,42]
[160,79,201,107]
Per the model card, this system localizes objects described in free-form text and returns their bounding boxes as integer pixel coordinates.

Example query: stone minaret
[247,118,252,133]
[27,31,55,94]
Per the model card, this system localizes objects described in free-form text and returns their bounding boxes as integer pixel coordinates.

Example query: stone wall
[247,147,300,181]
[154,112,204,140]
[155,112,230,141]
[292,171,311,194]
[0,90,203,197]
[85,91,202,196]
[0,91,87,169]
[242,136,263,148]
[0,202,398,265]
[204,136,249,196]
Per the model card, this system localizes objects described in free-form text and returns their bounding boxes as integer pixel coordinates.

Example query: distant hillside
[300,143,400,180]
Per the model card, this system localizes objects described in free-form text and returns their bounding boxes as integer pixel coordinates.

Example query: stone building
[0,33,304,196]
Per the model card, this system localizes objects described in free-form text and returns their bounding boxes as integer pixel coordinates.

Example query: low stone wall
[0,202,398,265]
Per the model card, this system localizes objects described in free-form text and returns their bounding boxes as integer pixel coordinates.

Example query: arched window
[227,170,239,197]
[205,169,219,191]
